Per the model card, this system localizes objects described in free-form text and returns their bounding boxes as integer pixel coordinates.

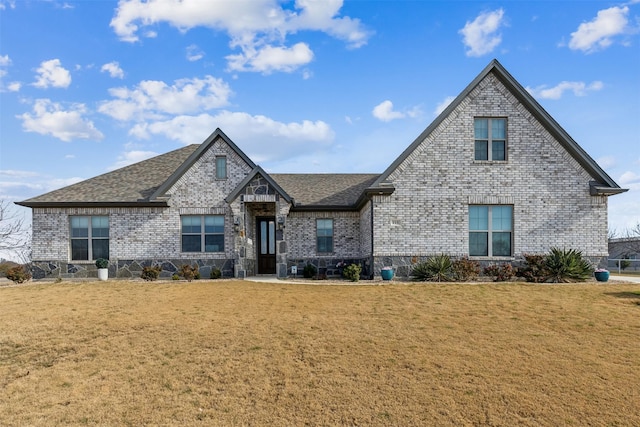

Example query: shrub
[180,264,199,282]
[411,254,453,282]
[172,274,180,281]
[95,258,109,269]
[517,254,550,283]
[452,257,481,281]
[616,259,631,271]
[6,265,31,284]
[210,268,222,279]
[342,264,362,282]
[0,261,19,277]
[141,266,161,281]
[303,263,317,279]
[483,263,514,282]
[545,248,592,283]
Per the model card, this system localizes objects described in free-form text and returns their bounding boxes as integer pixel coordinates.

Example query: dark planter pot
[381,269,394,281]
[594,271,610,282]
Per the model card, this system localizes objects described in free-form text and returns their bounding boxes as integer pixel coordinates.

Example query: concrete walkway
[610,275,640,284]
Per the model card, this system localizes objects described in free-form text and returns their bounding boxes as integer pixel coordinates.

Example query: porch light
[277,216,286,230]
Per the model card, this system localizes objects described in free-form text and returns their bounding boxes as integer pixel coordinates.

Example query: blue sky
[1,0,639,252]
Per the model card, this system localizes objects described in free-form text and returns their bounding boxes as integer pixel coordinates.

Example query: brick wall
[372,72,608,268]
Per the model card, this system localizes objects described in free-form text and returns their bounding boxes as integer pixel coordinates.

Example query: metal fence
[607,258,640,274]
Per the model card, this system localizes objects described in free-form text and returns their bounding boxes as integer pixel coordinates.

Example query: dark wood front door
[257,217,276,274]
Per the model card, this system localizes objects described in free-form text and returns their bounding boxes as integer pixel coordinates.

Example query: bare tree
[0,200,30,263]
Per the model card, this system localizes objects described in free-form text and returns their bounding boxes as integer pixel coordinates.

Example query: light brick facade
[25,62,621,280]
[372,75,607,265]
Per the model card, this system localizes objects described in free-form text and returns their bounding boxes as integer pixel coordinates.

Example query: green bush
[303,263,317,279]
[6,265,31,284]
[483,263,514,282]
[517,254,550,283]
[172,274,180,281]
[545,248,593,283]
[411,254,453,282]
[141,266,161,281]
[210,268,222,279]
[452,257,481,281]
[342,264,362,282]
[95,258,109,269]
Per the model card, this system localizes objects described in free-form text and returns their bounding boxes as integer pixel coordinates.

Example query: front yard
[1,280,639,425]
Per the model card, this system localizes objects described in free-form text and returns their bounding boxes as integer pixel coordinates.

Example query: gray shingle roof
[17,144,200,206]
[17,144,380,209]
[271,174,380,207]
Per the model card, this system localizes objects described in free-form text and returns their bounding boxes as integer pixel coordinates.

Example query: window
[474,118,506,161]
[469,206,512,257]
[316,219,334,253]
[215,156,227,179]
[181,215,224,252]
[70,216,109,261]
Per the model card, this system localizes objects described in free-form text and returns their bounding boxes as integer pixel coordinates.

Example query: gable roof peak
[149,128,257,201]
[371,59,625,194]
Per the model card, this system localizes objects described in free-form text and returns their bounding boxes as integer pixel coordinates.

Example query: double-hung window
[181,215,225,252]
[469,206,512,257]
[215,156,227,179]
[316,219,334,253]
[474,118,506,161]
[70,216,109,261]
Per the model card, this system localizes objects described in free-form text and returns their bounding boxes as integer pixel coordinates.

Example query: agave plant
[544,248,593,283]
[411,254,453,282]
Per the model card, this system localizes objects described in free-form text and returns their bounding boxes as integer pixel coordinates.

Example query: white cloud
[18,98,104,142]
[569,6,630,53]
[372,100,420,122]
[227,42,314,73]
[7,81,21,92]
[108,150,159,170]
[619,171,640,190]
[186,44,204,62]
[129,110,334,163]
[434,96,456,116]
[101,61,125,79]
[459,9,506,57]
[597,155,616,169]
[32,59,71,89]
[526,80,604,100]
[99,76,232,121]
[0,54,20,92]
[110,0,371,73]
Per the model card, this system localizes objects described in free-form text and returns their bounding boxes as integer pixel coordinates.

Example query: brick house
[17,60,627,280]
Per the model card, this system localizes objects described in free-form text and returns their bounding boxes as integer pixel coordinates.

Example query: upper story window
[316,218,334,253]
[181,215,225,252]
[474,118,506,161]
[70,216,109,261]
[215,156,227,179]
[469,205,512,257]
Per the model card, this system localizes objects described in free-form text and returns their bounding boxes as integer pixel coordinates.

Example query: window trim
[468,205,513,258]
[69,215,109,261]
[215,156,227,180]
[316,218,334,254]
[474,117,507,162]
[181,215,225,253]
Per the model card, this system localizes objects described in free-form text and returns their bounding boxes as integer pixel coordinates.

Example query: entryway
[256,217,276,274]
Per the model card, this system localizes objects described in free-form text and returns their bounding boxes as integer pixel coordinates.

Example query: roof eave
[589,182,629,196]
[15,201,169,208]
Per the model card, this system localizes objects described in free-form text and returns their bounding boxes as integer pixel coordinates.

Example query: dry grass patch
[1,280,639,426]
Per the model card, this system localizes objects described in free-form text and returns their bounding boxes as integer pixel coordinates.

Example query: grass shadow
[605,291,640,300]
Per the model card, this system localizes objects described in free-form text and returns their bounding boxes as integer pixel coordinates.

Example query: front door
[257,217,276,274]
